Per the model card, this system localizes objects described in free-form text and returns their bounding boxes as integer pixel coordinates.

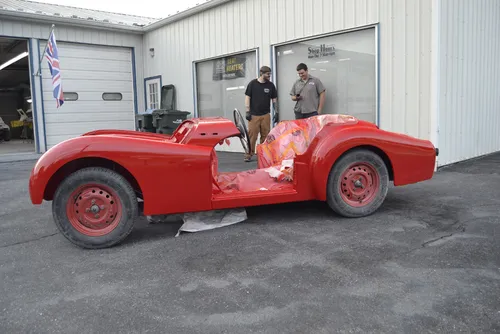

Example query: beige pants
[245,113,271,159]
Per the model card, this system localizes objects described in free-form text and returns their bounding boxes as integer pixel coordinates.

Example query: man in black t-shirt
[244,66,278,162]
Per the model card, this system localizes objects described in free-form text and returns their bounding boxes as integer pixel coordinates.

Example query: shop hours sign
[212,56,246,81]
[308,44,336,58]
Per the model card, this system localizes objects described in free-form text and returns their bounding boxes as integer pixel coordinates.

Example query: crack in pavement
[0,232,59,249]
[421,225,467,248]
[422,233,455,247]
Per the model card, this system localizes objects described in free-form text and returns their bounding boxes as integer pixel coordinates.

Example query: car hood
[81,129,170,141]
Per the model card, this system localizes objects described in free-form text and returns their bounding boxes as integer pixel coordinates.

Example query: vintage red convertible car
[29,109,438,249]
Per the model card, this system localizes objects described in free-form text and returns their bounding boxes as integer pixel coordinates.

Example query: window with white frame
[145,77,161,110]
[275,27,376,123]
[195,51,257,120]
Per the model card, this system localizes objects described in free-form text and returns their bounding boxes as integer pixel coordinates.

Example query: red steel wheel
[66,184,123,237]
[327,149,389,218]
[52,167,138,249]
[339,162,380,207]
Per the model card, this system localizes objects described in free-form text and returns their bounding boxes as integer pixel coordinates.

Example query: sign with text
[212,55,247,81]
[308,44,336,58]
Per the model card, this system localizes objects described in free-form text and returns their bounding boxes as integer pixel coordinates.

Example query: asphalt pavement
[1,152,499,333]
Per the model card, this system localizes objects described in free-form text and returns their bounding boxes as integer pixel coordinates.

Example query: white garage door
[39,42,135,149]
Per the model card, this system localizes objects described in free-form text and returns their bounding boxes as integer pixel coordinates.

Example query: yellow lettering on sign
[226,63,243,72]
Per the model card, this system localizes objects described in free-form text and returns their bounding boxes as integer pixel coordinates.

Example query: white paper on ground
[176,208,248,237]
[146,208,248,236]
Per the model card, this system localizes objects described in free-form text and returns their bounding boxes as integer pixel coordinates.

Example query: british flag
[44,31,64,107]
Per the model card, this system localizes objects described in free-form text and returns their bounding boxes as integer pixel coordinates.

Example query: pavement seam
[0,159,39,164]
[0,232,59,249]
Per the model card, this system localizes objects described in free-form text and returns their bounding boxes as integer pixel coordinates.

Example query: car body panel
[30,117,245,215]
[302,120,436,200]
[29,115,437,216]
[30,134,214,215]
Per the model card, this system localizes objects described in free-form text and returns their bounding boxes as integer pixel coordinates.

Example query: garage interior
[0,37,35,155]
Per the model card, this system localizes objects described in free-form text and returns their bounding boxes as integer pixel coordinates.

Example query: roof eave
[144,0,233,32]
[0,0,235,34]
[0,9,146,34]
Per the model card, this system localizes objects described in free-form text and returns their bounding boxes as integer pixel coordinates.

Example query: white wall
[0,18,144,152]
[437,0,500,166]
[144,0,434,141]
[38,42,137,149]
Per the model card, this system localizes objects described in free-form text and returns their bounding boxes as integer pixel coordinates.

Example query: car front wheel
[327,149,389,218]
[52,167,138,249]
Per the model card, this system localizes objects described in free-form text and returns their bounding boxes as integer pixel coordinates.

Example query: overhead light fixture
[0,52,29,71]
[27,99,32,103]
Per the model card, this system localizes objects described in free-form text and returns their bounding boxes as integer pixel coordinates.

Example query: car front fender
[29,135,215,216]
[29,137,140,205]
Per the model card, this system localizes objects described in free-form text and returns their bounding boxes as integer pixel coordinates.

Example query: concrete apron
[0,152,42,164]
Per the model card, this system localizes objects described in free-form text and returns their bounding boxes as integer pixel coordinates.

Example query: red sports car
[29,109,438,249]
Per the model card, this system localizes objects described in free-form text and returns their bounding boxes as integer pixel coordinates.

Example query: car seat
[256,114,358,169]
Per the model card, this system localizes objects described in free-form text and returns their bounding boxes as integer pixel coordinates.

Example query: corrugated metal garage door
[39,42,135,149]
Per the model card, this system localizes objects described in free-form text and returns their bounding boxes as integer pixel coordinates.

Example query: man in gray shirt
[290,63,326,119]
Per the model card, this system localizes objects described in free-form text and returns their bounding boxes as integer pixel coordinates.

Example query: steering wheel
[233,108,251,156]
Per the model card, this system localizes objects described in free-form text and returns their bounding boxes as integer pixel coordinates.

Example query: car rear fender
[308,125,436,201]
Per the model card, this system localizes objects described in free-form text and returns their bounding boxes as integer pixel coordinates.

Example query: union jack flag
[44,31,64,107]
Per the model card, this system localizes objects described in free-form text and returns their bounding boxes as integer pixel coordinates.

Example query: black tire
[327,149,389,218]
[4,129,11,141]
[52,167,138,249]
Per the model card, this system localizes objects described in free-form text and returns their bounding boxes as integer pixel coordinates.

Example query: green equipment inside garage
[136,84,190,135]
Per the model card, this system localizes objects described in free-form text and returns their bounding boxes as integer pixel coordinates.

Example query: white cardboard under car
[146,207,248,236]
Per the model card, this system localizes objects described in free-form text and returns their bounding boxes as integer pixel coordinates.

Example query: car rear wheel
[327,149,389,218]
[52,167,138,249]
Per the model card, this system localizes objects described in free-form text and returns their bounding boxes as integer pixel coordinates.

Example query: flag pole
[35,24,55,77]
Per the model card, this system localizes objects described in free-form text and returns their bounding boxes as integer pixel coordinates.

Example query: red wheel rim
[339,162,380,207]
[66,183,123,237]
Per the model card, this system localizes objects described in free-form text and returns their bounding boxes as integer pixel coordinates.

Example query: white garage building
[0,0,151,153]
[1,0,499,167]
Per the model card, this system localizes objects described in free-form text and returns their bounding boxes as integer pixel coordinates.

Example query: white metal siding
[0,19,143,107]
[0,18,144,152]
[39,42,135,149]
[144,0,434,141]
[437,0,500,166]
